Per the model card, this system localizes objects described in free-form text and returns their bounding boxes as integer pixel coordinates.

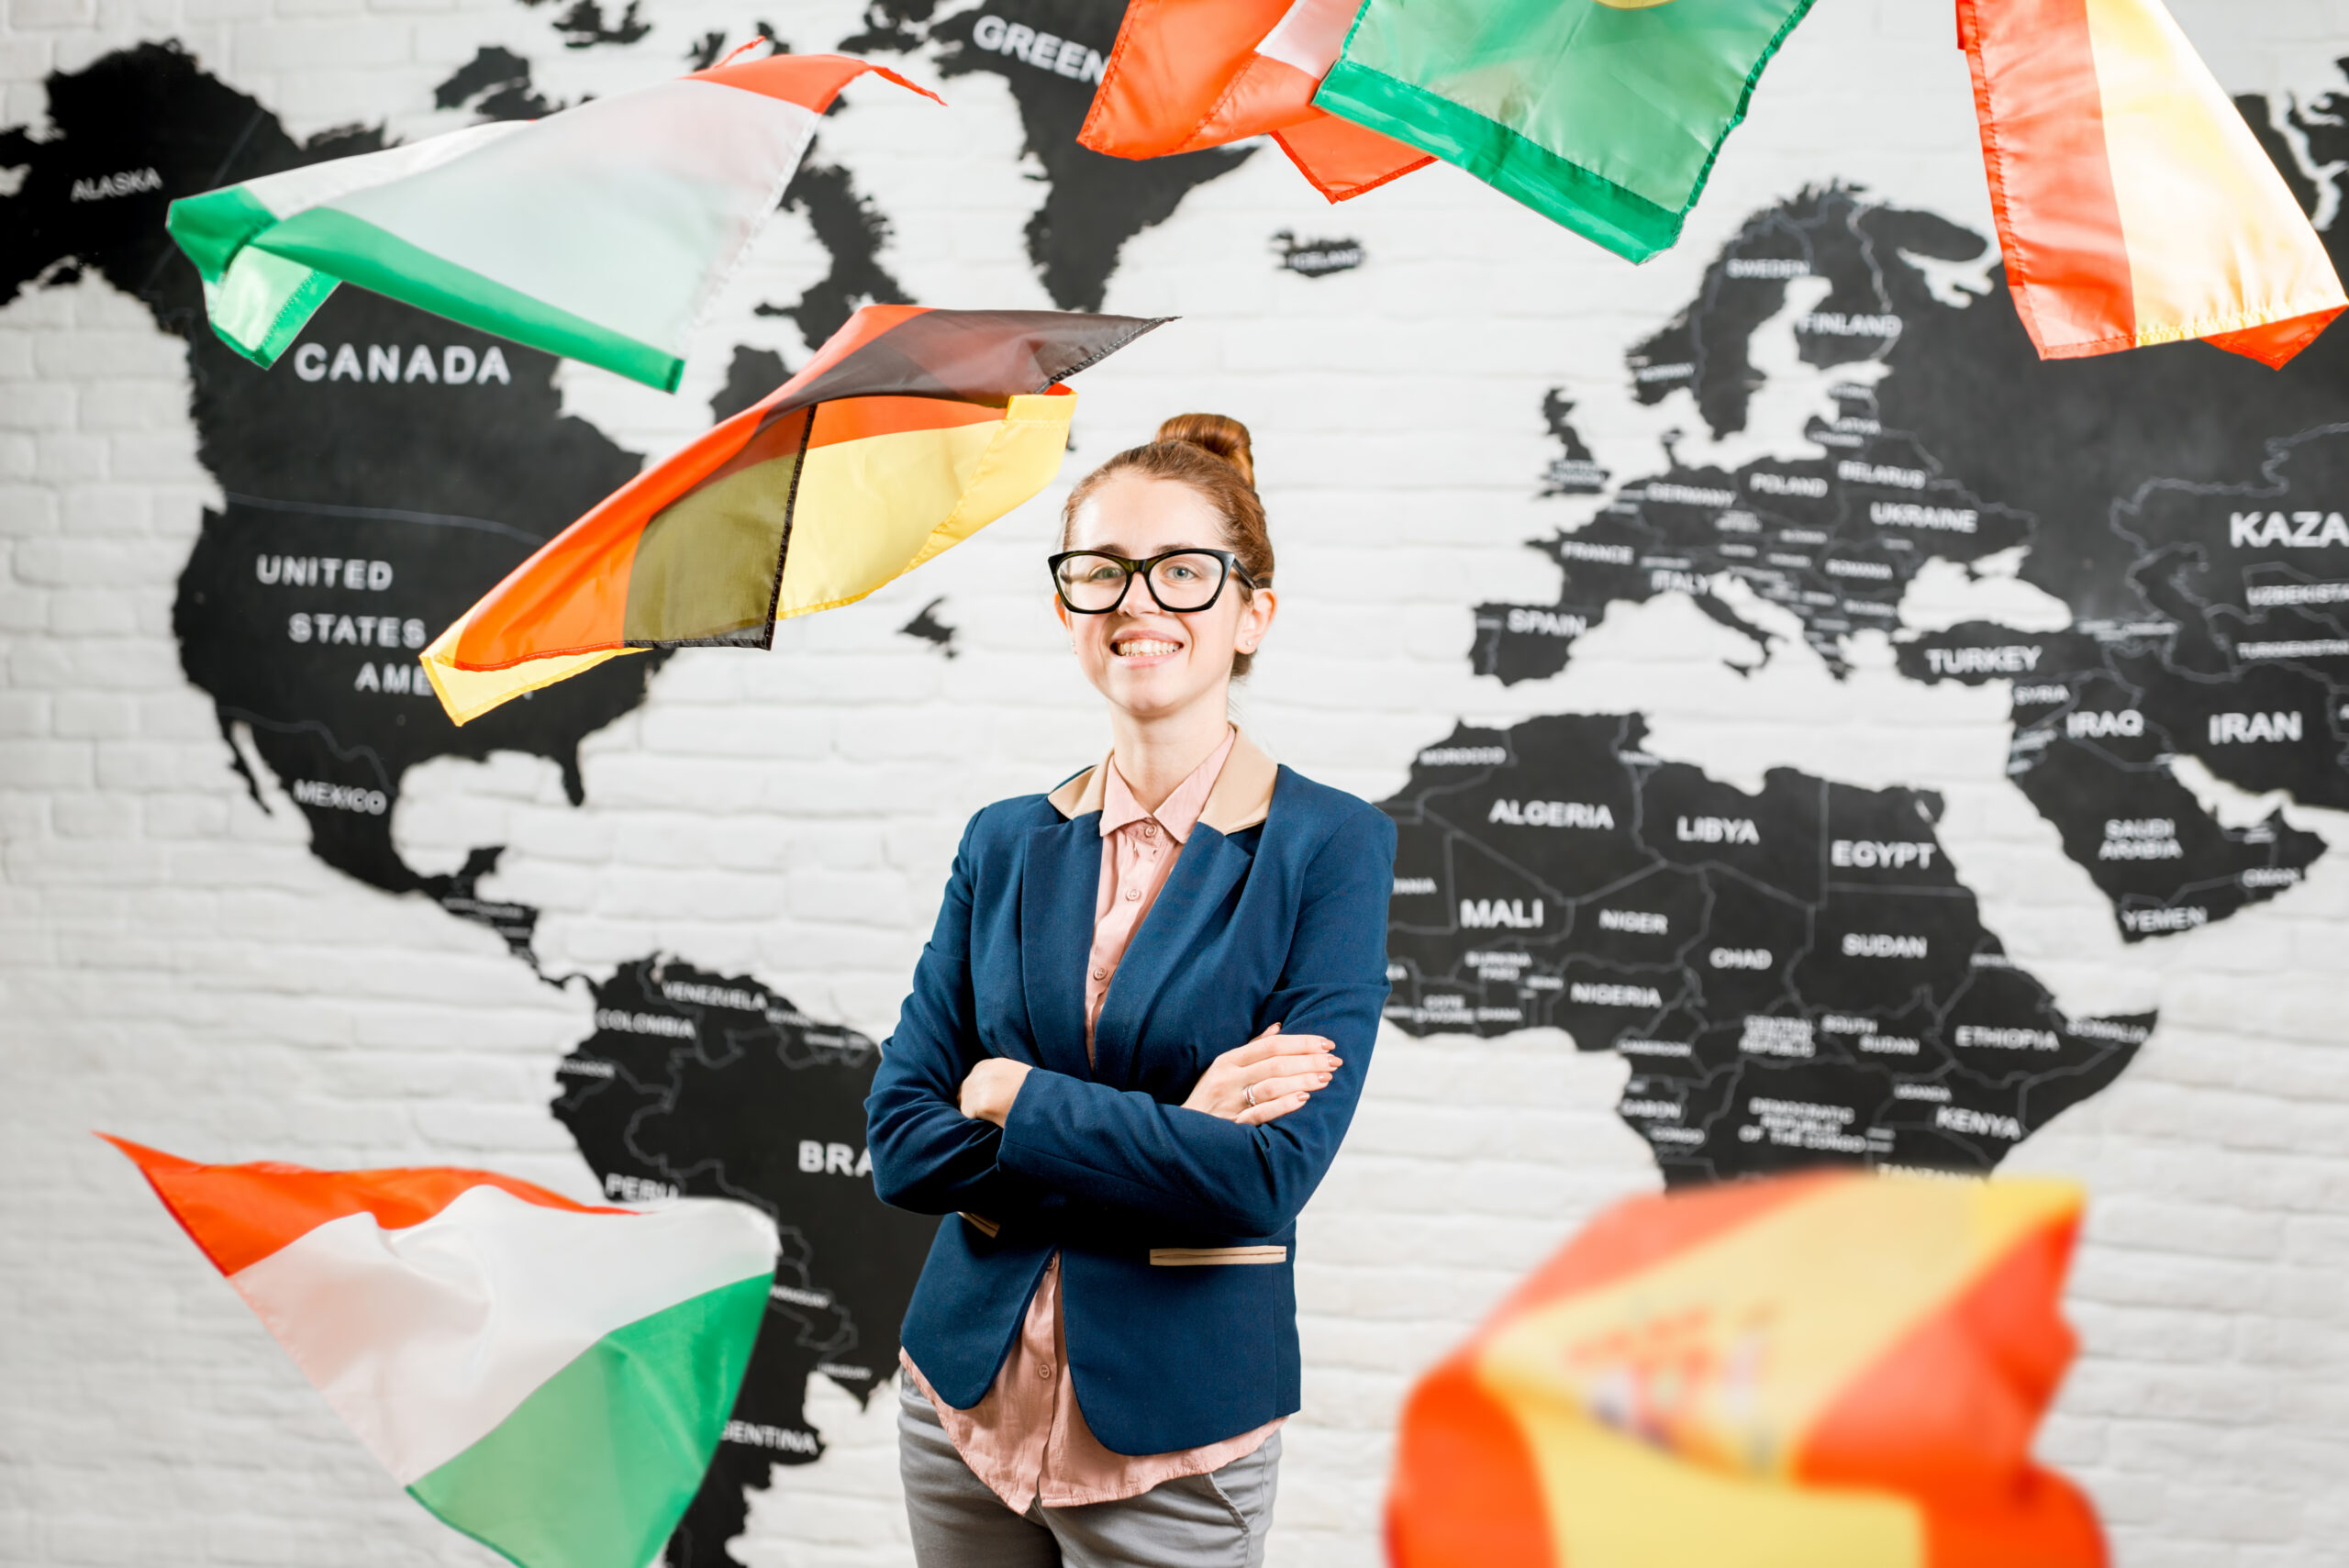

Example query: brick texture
[4,2,2347,1566]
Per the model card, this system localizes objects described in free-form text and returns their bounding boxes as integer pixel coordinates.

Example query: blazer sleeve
[865,813,1070,1224]
[869,817,1094,1229]
[992,804,1397,1239]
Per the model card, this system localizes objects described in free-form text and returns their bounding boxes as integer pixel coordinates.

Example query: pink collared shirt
[900,728,1283,1509]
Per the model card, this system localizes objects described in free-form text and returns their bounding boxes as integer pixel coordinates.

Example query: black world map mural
[1390,165,2349,1181]
[7,13,2349,1561]
[1467,183,2347,951]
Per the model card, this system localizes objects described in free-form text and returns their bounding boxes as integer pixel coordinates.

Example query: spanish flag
[1959,0,2345,366]
[1387,1173,2105,1568]
[1080,0,1433,202]
[422,306,1163,725]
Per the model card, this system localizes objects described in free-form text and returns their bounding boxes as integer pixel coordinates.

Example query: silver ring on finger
[1243,1080,1259,1108]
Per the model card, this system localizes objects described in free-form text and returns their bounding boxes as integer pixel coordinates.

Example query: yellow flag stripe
[900,393,1076,578]
[2079,0,2346,345]
[774,392,1074,619]
[1488,1402,1925,1568]
[420,629,640,728]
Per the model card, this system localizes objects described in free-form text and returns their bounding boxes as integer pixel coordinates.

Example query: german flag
[1387,1173,2105,1568]
[423,306,1163,724]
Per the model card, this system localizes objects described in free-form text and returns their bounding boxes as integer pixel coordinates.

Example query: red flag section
[100,1134,615,1276]
[1080,0,1431,201]
[690,50,939,110]
[1387,1172,2105,1568]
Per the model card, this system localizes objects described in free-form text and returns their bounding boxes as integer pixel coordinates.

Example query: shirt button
[1125,887,1141,901]
[1141,824,1156,839]
[1037,1362,1055,1381]
[1091,966,1108,981]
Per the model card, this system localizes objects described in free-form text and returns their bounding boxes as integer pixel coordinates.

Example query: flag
[420,305,1162,725]
[1080,0,1433,202]
[1314,0,1817,261]
[164,53,940,392]
[106,1135,778,1568]
[1958,0,2345,367]
[1387,1172,2105,1568]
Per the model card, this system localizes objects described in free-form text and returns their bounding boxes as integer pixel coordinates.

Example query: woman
[866,413,1397,1566]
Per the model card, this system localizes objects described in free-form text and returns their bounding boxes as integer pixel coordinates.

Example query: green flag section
[163,53,938,391]
[105,1137,781,1568]
[1315,0,1818,262]
[409,1277,769,1568]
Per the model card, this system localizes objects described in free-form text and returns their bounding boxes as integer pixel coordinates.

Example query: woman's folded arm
[867,814,1133,1233]
[866,818,1039,1219]
[995,809,1397,1237]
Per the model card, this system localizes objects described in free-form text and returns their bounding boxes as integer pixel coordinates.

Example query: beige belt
[959,1215,1286,1266]
[1147,1246,1287,1266]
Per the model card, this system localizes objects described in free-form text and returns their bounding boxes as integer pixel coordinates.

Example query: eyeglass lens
[1055,552,1230,612]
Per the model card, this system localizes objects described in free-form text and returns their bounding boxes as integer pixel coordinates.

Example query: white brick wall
[5,2,2348,1565]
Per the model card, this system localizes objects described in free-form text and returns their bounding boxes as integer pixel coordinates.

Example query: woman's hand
[958,1058,1031,1128]
[1183,1023,1341,1127]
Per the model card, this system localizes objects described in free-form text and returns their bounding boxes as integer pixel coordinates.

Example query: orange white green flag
[105,1136,778,1568]
[1387,1171,2105,1568]
[1959,0,2345,366]
[164,53,938,392]
[1079,0,1433,201]
[422,305,1163,725]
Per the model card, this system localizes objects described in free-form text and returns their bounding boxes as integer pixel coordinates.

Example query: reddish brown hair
[1060,413,1274,676]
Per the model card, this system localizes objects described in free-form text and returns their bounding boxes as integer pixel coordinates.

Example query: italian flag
[106,1137,779,1568]
[165,53,939,392]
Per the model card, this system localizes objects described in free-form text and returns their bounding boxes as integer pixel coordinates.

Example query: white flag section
[164,53,940,391]
[230,1185,780,1485]
[108,1137,783,1568]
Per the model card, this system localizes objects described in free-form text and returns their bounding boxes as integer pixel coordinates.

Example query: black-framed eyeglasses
[1047,549,1257,615]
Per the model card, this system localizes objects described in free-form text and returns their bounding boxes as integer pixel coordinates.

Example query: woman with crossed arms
[867,413,1396,1566]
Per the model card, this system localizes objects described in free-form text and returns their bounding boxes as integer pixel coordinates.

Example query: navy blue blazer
[866,734,1397,1456]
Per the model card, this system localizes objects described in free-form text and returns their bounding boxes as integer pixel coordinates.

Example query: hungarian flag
[421,306,1161,724]
[106,1136,777,1568]
[1081,0,1432,201]
[1387,1172,2105,1568]
[1958,0,2345,366]
[165,53,939,391]
[1316,0,1817,261]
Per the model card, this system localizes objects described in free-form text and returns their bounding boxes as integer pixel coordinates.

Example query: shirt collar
[1098,727,1237,844]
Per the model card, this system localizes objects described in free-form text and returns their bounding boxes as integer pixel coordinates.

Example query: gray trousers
[897,1380,1281,1568]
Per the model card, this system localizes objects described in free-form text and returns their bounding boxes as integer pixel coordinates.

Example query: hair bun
[1155,413,1255,490]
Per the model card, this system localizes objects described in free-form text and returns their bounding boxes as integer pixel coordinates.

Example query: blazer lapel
[1089,826,1252,1089]
[1020,817,1101,1082]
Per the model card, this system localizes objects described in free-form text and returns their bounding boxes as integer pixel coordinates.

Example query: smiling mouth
[1112,637,1182,658]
